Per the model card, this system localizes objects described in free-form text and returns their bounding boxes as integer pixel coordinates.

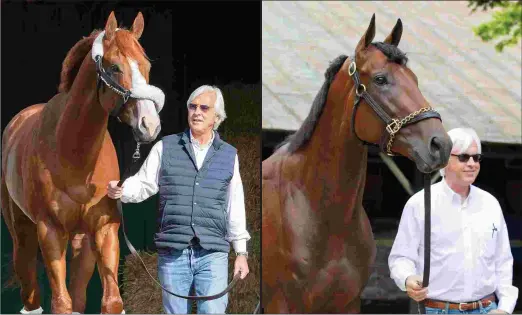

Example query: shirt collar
[189,130,215,150]
[441,177,474,207]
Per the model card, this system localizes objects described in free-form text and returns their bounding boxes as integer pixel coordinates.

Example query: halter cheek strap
[94,55,132,117]
[92,30,132,118]
[348,56,442,155]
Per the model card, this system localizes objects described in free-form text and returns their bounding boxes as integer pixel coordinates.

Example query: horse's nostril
[141,117,147,130]
[430,136,442,156]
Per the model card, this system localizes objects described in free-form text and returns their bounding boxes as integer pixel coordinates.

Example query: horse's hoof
[20,306,43,314]
[72,312,81,314]
[121,310,125,314]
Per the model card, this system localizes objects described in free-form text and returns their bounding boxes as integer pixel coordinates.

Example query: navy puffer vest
[155,130,236,253]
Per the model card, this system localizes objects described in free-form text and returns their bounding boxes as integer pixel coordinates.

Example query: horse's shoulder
[262,152,283,181]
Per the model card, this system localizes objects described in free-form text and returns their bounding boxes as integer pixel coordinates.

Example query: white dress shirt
[389,178,518,313]
[121,130,251,253]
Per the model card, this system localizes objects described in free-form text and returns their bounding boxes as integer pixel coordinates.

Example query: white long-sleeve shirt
[121,131,251,253]
[389,178,518,313]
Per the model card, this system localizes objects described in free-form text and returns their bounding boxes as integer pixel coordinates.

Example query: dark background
[1,0,261,160]
[1,1,261,313]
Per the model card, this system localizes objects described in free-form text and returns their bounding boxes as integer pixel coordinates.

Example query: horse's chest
[283,217,374,311]
[34,163,105,222]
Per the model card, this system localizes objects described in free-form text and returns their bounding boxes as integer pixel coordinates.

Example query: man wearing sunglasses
[107,85,251,314]
[389,127,518,314]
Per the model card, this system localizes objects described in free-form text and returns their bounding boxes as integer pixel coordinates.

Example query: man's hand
[488,310,507,314]
[405,275,428,302]
[233,255,249,280]
[107,180,123,199]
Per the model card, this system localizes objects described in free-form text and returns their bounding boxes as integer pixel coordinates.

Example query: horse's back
[2,103,46,222]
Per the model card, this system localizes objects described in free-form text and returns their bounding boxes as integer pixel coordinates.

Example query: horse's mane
[58,28,149,93]
[280,55,348,153]
[58,30,102,93]
[280,42,408,153]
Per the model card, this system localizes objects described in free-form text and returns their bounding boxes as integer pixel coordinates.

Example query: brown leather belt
[424,294,495,311]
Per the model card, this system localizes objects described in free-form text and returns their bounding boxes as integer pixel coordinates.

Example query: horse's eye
[110,64,122,73]
[373,75,388,86]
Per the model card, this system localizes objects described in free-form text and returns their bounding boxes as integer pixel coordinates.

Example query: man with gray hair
[107,85,251,314]
[389,127,518,314]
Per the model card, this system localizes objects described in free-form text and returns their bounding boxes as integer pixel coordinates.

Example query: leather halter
[94,55,132,118]
[348,56,442,155]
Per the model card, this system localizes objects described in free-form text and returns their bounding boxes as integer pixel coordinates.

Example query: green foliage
[468,0,513,13]
[468,0,522,52]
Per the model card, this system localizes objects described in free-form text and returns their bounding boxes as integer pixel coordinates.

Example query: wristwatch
[236,251,249,258]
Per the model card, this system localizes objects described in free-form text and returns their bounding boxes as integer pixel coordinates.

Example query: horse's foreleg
[37,218,71,313]
[1,185,42,312]
[264,288,290,314]
[94,223,123,314]
[69,232,96,313]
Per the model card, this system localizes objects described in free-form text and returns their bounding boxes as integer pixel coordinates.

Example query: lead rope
[418,174,431,314]
[115,142,242,302]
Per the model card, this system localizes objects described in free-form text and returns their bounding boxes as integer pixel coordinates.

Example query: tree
[468,0,522,52]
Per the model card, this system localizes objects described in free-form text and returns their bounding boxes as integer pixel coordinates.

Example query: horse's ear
[383,18,403,47]
[355,13,376,53]
[131,12,145,40]
[105,11,118,41]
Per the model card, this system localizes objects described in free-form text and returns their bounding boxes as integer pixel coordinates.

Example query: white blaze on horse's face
[91,30,164,143]
[128,58,162,142]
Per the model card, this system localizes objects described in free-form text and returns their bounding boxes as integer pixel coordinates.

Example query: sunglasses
[451,154,483,163]
[188,103,212,113]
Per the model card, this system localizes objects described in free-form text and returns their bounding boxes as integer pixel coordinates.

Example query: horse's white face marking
[128,58,161,140]
[128,59,165,112]
[91,31,164,142]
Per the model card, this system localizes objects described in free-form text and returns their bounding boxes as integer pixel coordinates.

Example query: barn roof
[262,1,521,144]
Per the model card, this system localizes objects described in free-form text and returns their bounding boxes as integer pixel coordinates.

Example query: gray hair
[186,85,227,130]
[440,127,482,176]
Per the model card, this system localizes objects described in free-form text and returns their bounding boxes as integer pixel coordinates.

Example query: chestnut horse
[262,15,452,313]
[1,12,165,314]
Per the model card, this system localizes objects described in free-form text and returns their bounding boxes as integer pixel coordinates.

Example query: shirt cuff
[120,177,137,203]
[497,298,516,314]
[393,268,413,292]
[232,240,247,253]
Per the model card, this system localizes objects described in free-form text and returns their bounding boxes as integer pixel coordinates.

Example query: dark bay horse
[262,14,452,313]
[1,12,164,314]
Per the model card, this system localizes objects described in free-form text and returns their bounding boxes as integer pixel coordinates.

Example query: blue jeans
[426,301,498,314]
[157,245,229,314]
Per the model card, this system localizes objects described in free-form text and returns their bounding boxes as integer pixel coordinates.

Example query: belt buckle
[458,302,466,311]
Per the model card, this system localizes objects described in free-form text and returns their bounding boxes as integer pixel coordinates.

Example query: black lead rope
[114,142,241,301]
[419,174,431,314]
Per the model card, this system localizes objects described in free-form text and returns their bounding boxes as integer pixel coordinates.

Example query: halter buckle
[355,84,366,97]
[123,91,131,104]
[348,61,357,76]
[132,143,141,160]
[386,119,401,135]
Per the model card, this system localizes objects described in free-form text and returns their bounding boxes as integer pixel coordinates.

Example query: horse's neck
[55,56,109,172]
[298,67,367,222]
